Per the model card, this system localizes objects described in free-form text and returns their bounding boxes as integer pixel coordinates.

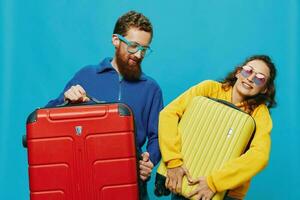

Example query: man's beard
[115,49,142,81]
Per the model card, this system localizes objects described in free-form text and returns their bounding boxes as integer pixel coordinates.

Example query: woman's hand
[165,166,192,194]
[187,176,215,200]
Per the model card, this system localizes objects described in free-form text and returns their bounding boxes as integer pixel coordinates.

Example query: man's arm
[45,67,88,107]
[145,88,164,166]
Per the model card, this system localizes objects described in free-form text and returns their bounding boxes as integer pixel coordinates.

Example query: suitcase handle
[154,173,171,196]
[58,94,105,107]
[208,97,243,112]
[86,95,104,104]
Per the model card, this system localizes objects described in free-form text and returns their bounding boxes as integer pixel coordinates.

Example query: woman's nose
[247,73,256,82]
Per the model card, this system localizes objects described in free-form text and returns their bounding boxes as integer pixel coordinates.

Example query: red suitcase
[24,103,139,200]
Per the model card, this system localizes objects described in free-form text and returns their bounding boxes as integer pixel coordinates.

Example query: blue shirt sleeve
[45,68,84,107]
[146,88,164,166]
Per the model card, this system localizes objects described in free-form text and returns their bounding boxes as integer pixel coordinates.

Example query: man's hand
[139,152,154,181]
[165,165,192,194]
[64,85,90,103]
[187,177,215,200]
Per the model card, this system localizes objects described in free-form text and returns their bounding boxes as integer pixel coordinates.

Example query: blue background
[1,0,299,199]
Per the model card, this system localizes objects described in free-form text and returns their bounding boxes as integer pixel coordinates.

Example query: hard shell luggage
[23,102,139,200]
[155,96,255,200]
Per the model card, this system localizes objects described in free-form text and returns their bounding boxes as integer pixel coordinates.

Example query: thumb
[188,178,200,186]
[83,96,90,102]
[182,166,193,183]
[141,152,150,162]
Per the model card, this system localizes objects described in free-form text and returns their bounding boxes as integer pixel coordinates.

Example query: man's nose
[134,50,143,59]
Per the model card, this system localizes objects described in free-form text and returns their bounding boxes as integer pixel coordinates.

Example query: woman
[159,55,277,200]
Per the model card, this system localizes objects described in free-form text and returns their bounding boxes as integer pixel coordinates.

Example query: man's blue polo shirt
[46,57,164,165]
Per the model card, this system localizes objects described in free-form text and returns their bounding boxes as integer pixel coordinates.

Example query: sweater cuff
[206,176,217,193]
[166,159,183,168]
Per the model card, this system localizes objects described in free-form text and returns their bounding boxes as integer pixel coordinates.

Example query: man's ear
[112,34,120,48]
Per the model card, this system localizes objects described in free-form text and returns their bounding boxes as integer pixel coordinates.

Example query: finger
[195,194,203,200]
[139,160,154,169]
[187,188,200,198]
[199,177,206,182]
[139,170,150,177]
[66,86,81,102]
[139,164,152,174]
[75,85,90,102]
[64,90,71,101]
[188,178,200,185]
[82,96,90,102]
[75,85,87,96]
[176,175,182,194]
[139,166,151,175]
[201,196,208,200]
[169,178,177,194]
[140,174,147,181]
[183,167,193,183]
[167,179,173,192]
[165,176,169,189]
[167,178,173,192]
[141,152,150,162]
[139,164,150,171]
[65,90,78,102]
[140,170,151,180]
[72,86,85,100]
[148,160,154,168]
[139,168,149,176]
[70,85,88,102]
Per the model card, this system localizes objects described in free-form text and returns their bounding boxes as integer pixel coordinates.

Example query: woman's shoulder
[193,80,226,96]
[253,104,270,115]
[252,104,273,126]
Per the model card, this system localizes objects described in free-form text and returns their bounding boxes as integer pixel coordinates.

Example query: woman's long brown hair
[221,55,277,112]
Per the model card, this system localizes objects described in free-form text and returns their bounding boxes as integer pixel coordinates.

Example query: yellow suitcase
[155,96,255,200]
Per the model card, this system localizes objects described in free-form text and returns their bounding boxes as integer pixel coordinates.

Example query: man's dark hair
[221,55,277,112]
[113,10,153,39]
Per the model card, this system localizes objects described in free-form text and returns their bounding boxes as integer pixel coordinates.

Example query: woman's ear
[235,73,239,79]
[261,87,268,94]
[112,34,120,48]
[235,69,241,79]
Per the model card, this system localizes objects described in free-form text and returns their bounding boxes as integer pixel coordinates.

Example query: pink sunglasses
[240,65,266,86]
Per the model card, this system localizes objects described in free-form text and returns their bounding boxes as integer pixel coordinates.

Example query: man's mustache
[129,55,142,63]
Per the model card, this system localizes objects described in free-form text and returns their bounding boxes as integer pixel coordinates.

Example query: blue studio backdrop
[1,0,299,199]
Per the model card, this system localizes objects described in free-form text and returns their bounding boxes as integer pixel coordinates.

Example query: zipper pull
[118,75,123,101]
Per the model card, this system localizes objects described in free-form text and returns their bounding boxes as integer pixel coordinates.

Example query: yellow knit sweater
[158,80,272,199]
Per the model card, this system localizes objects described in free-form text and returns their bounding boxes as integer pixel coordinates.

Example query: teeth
[242,82,252,89]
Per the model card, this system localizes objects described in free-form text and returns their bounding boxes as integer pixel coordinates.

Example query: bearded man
[45,11,163,200]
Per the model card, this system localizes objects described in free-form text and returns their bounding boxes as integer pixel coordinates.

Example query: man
[46,10,163,199]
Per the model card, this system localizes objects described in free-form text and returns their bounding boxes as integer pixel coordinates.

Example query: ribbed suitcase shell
[25,103,139,200]
[157,96,255,200]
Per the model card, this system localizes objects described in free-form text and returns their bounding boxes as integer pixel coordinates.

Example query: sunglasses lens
[254,74,266,86]
[127,43,150,56]
[241,67,252,78]
[127,43,139,53]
